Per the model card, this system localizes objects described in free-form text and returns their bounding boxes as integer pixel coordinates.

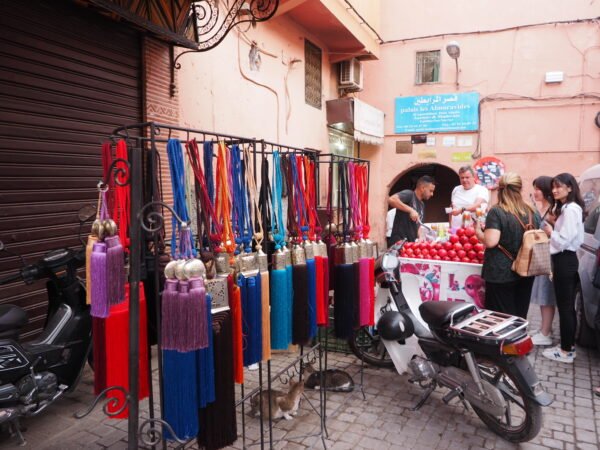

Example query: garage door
[0,0,142,338]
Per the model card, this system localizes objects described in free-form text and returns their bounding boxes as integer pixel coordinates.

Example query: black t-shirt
[482,206,541,283]
[390,190,424,243]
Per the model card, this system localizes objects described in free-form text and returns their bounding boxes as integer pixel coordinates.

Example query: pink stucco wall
[358,2,600,246]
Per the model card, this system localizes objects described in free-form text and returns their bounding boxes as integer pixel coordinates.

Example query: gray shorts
[530,275,556,306]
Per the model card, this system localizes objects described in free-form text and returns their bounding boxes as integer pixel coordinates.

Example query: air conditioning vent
[339,58,363,91]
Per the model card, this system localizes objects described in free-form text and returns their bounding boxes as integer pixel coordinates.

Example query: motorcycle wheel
[470,359,542,443]
[348,327,394,368]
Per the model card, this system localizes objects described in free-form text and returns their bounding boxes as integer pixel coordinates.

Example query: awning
[326,98,384,145]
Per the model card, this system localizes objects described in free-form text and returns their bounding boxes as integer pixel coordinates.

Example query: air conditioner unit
[339,58,363,91]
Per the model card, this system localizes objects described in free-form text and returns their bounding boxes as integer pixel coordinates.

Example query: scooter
[349,241,552,443]
[0,209,93,445]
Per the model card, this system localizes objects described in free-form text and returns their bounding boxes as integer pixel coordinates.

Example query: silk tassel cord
[243,146,271,361]
[302,156,320,336]
[334,162,354,339]
[184,145,199,239]
[269,151,291,350]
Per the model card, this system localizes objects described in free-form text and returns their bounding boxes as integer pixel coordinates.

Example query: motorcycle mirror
[78,204,97,223]
[382,253,399,271]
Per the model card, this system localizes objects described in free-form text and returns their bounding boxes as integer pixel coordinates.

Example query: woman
[541,173,584,363]
[529,176,556,346]
[475,173,540,318]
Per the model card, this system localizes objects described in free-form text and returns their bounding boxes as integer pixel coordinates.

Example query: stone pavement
[1,308,600,450]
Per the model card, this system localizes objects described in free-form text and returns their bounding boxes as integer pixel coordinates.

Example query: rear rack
[450,310,528,341]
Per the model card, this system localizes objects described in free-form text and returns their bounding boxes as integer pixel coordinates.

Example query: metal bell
[102,219,118,237]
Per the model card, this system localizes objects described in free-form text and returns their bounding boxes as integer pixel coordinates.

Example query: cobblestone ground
[1,308,600,450]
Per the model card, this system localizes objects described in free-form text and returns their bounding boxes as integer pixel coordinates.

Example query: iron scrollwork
[74,386,130,419]
[138,201,187,233]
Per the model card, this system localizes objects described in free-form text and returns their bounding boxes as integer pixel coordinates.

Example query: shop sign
[353,98,384,144]
[451,152,472,162]
[394,92,479,134]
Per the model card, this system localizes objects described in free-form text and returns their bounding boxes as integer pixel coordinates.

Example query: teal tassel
[270,268,289,349]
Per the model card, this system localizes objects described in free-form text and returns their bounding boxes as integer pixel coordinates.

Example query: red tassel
[359,258,371,327]
[92,317,106,395]
[322,255,330,326]
[368,258,375,326]
[228,275,244,384]
[315,256,326,326]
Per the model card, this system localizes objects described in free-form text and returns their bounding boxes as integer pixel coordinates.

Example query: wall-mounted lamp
[446,41,460,89]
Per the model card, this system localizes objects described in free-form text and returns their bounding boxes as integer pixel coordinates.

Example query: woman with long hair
[541,173,584,363]
[529,176,556,345]
[474,172,540,318]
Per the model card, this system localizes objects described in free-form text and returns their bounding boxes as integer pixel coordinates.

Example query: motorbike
[349,241,552,443]
[0,208,93,445]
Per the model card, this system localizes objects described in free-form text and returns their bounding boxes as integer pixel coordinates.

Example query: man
[388,175,436,243]
[450,165,489,230]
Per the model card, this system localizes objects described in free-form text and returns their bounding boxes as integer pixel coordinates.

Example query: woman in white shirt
[541,173,584,363]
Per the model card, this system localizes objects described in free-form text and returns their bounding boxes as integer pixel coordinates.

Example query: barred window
[416,50,440,84]
[305,40,322,109]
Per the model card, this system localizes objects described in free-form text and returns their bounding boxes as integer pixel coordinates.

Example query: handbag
[498,211,552,277]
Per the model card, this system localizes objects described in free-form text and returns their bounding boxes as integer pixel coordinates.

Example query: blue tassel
[197,294,215,408]
[270,268,289,349]
[241,274,262,366]
[307,258,317,339]
[162,350,199,440]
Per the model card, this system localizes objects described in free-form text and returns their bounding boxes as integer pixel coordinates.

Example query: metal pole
[128,143,142,449]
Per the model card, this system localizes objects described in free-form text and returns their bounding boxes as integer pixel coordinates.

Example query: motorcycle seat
[419,302,475,329]
[0,304,28,332]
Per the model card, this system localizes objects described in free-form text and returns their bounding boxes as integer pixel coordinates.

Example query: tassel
[92,317,106,394]
[197,294,215,408]
[240,274,262,366]
[162,349,199,440]
[334,263,355,339]
[354,262,360,328]
[198,311,237,450]
[90,242,109,318]
[359,258,371,327]
[189,277,209,350]
[176,281,191,352]
[315,256,325,325]
[260,271,271,361]
[105,234,125,305]
[85,235,98,305]
[307,258,317,339]
[368,257,375,326]
[228,275,244,384]
[292,264,309,345]
[322,255,330,326]
[270,267,290,350]
[285,263,294,345]
[161,279,179,350]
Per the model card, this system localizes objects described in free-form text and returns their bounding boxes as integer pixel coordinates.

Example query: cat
[304,367,354,392]
[250,378,304,420]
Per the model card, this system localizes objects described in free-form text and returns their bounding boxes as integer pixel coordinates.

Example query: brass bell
[102,219,118,237]
[91,219,104,240]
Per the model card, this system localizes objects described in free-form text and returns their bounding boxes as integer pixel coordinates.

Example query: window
[305,39,322,109]
[416,50,440,84]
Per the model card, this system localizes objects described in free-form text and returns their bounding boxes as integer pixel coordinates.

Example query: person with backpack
[541,173,584,363]
[474,172,541,318]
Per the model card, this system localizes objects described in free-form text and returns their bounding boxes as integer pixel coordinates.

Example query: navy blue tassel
[334,263,355,339]
[307,258,317,339]
[197,294,215,408]
[240,274,262,366]
[162,350,199,440]
[292,263,309,345]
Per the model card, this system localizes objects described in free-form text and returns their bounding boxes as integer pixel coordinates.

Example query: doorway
[389,164,459,223]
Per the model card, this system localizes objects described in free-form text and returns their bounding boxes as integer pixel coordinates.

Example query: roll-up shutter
[0,0,142,339]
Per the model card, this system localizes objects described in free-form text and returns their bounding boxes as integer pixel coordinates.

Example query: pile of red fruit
[399,226,485,264]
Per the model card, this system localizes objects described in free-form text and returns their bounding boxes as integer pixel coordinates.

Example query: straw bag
[498,211,552,277]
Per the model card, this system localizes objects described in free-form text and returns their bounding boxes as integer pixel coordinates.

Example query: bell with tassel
[333,241,355,339]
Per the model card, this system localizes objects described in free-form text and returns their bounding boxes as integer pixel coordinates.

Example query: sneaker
[531,332,552,346]
[542,346,575,363]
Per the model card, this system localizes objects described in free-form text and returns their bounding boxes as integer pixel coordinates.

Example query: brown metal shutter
[0,0,142,339]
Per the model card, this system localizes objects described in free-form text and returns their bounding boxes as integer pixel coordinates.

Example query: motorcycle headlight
[381,254,399,271]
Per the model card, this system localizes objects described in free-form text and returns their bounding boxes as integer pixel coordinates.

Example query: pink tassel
[105,235,125,305]
[161,279,179,350]
[359,258,371,327]
[368,258,375,326]
[90,242,109,318]
[321,256,330,326]
[176,281,191,352]
[188,277,208,350]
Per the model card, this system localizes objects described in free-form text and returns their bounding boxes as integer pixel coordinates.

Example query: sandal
[593,386,600,398]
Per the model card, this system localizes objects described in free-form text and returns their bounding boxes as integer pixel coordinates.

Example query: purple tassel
[176,281,191,352]
[90,242,109,318]
[105,235,125,305]
[189,277,209,350]
[161,279,179,350]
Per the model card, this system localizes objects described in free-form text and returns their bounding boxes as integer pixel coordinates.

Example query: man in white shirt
[450,166,490,229]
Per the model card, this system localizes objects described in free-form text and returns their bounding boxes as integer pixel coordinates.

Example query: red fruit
[456,228,465,237]
[477,250,485,260]
[453,242,463,252]
[443,241,454,250]
[463,243,473,252]
[433,255,441,260]
[452,257,461,262]
[429,249,437,257]
[448,250,457,258]
[443,256,451,261]
[461,257,471,263]
[467,250,477,260]
[464,226,476,237]
[460,235,469,245]
[457,249,467,259]
[438,249,447,258]
[470,235,480,245]
[405,242,413,249]
[421,249,430,257]
[434,243,442,250]
[474,243,484,252]
[449,235,459,244]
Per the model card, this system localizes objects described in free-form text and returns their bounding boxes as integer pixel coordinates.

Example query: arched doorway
[389,164,459,223]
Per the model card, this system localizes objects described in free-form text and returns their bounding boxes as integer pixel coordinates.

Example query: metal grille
[305,39,322,109]
[415,50,440,84]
